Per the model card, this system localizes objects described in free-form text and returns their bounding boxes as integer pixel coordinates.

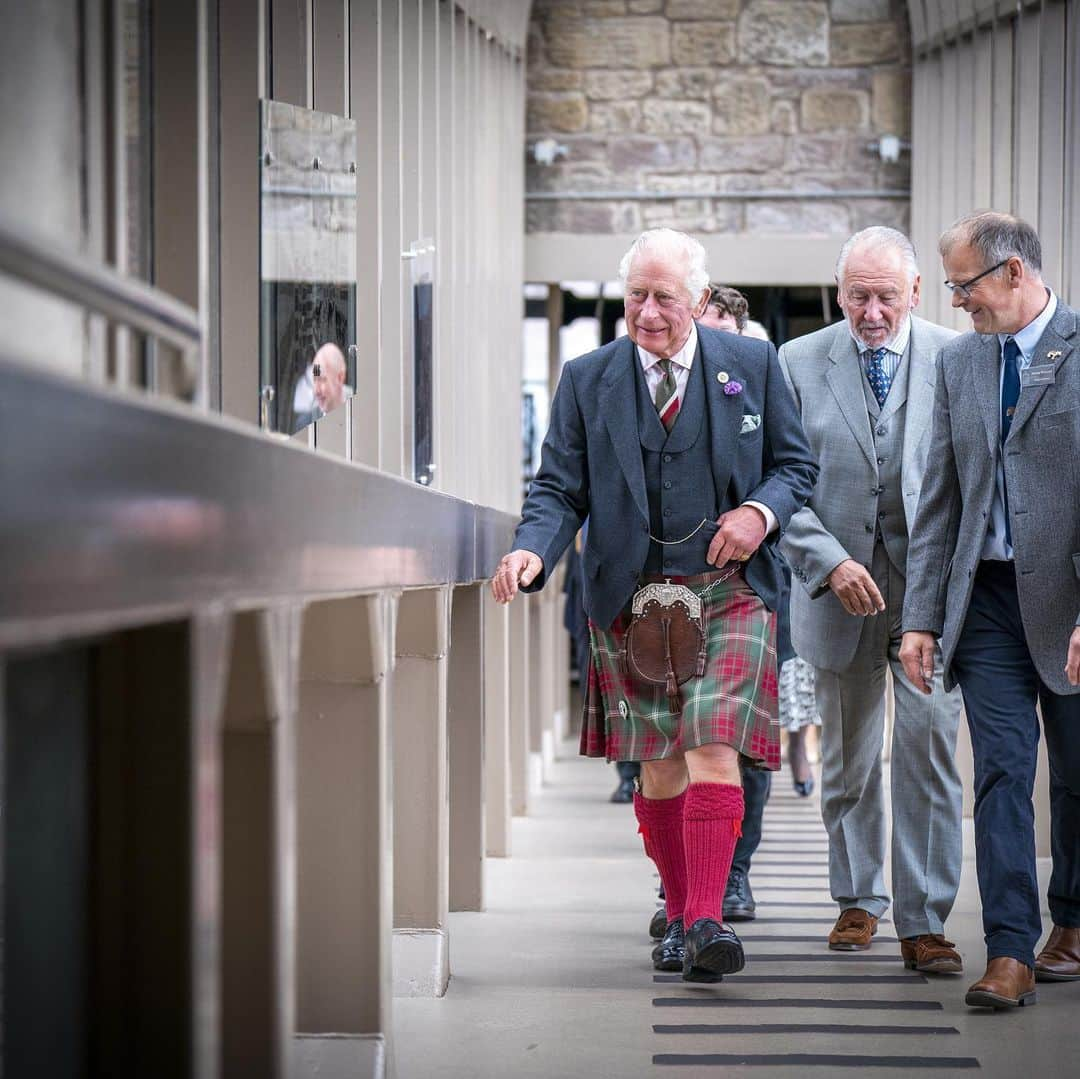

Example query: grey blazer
[777,316,958,672]
[512,325,818,629]
[902,299,1080,695]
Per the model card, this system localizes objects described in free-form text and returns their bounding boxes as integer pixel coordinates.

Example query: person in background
[779,226,964,974]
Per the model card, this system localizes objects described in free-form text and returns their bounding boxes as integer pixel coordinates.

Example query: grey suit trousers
[815,541,964,938]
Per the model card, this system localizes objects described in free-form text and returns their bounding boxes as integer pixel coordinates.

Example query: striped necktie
[655,359,679,432]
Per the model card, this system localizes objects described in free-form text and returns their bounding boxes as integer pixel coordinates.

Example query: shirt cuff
[743,500,778,536]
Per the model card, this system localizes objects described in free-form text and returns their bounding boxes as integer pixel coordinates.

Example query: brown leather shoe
[1034,925,1080,981]
[965,957,1036,1008]
[828,908,879,951]
[900,934,963,974]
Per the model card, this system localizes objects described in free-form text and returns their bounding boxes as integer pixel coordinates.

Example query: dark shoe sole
[724,907,756,923]
[965,988,1037,1008]
[829,940,872,951]
[683,937,745,983]
[653,952,685,972]
[1035,968,1080,982]
[904,957,963,974]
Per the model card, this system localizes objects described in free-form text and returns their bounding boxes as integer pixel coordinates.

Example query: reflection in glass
[259,99,357,434]
[411,241,435,485]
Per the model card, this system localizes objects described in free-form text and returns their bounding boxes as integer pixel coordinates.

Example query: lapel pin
[717,371,729,384]
[1048,350,1062,360]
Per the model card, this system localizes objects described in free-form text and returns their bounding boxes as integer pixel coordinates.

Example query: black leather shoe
[723,867,756,922]
[610,777,635,803]
[682,918,745,983]
[793,776,814,797]
[652,917,685,971]
[649,906,668,941]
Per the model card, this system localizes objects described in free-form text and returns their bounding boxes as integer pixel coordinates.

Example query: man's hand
[1066,626,1080,686]
[900,631,938,695]
[827,559,886,617]
[491,550,543,604]
[707,506,767,567]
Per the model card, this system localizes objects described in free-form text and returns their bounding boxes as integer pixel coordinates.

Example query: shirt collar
[847,315,911,357]
[637,322,698,373]
[998,289,1057,362]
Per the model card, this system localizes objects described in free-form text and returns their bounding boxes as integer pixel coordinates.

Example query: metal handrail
[0,216,202,372]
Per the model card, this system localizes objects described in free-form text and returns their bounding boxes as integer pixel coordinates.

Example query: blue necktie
[866,347,892,408]
[1001,337,1021,546]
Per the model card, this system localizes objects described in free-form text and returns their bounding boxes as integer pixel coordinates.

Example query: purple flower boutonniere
[723,379,743,396]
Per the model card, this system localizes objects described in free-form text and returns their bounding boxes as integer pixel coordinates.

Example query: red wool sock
[682,781,744,929]
[634,789,687,922]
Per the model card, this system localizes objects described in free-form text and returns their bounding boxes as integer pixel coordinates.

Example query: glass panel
[259,99,357,434]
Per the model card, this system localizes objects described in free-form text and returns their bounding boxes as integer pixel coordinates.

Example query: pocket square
[740,413,762,435]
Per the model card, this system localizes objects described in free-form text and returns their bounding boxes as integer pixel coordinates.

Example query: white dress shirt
[981,289,1058,561]
[635,324,778,535]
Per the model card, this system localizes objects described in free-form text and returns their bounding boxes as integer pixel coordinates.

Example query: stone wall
[526,0,911,238]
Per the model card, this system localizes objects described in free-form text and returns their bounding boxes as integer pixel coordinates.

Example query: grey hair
[835,226,919,286]
[618,228,710,301]
[938,210,1042,274]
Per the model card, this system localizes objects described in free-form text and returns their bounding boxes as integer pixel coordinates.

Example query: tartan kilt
[580,569,780,769]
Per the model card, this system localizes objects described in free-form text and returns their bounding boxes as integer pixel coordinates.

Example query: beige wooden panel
[989,15,1014,211]
[971,27,994,209]
[1012,9,1041,224]
[1067,0,1080,298]
[1037,0,1067,291]
[271,0,312,106]
[349,0,381,467]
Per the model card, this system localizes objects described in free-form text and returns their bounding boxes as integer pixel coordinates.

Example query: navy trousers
[733,763,771,874]
[951,560,1080,967]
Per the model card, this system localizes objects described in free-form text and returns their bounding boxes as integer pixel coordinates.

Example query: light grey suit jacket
[777,316,958,671]
[903,299,1080,695]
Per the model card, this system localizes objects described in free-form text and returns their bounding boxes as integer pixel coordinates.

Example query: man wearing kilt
[493,228,818,981]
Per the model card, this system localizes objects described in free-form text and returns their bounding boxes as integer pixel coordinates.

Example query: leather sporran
[621,581,707,715]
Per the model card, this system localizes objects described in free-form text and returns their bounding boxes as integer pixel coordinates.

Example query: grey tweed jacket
[777,315,958,671]
[902,299,1080,694]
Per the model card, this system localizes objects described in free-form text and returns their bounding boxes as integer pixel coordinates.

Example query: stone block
[801,87,870,131]
[546,17,671,68]
[610,135,697,172]
[584,70,654,100]
[584,0,628,13]
[738,1,828,67]
[830,0,891,21]
[666,0,740,18]
[850,198,910,233]
[830,22,901,65]
[527,199,625,233]
[699,134,786,172]
[629,0,664,11]
[785,133,851,171]
[527,26,546,69]
[770,100,798,134]
[712,76,771,135]
[643,172,720,194]
[654,68,717,100]
[529,69,585,92]
[526,161,616,194]
[527,92,589,134]
[641,98,712,134]
[589,101,644,133]
[746,199,851,233]
[671,23,736,66]
[613,201,644,232]
[641,198,740,233]
[872,68,911,135]
[718,172,794,192]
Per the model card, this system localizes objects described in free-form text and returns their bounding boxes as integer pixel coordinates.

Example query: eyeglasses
[943,258,1010,300]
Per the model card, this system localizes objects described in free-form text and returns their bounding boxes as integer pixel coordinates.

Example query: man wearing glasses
[777,227,964,974]
[902,211,1080,1010]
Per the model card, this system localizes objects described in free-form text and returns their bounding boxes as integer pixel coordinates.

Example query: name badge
[1020,366,1056,387]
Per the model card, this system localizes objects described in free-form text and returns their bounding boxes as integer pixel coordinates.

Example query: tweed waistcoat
[635,349,723,576]
[861,342,911,575]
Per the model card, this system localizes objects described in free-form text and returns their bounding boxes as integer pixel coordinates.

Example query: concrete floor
[393,741,1078,1078]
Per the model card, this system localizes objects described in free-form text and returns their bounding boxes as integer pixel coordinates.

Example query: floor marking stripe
[654,973,927,984]
[652,997,944,1011]
[652,1053,979,1067]
[652,1023,959,1035]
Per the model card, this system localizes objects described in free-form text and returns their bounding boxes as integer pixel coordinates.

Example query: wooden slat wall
[908,0,1078,326]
